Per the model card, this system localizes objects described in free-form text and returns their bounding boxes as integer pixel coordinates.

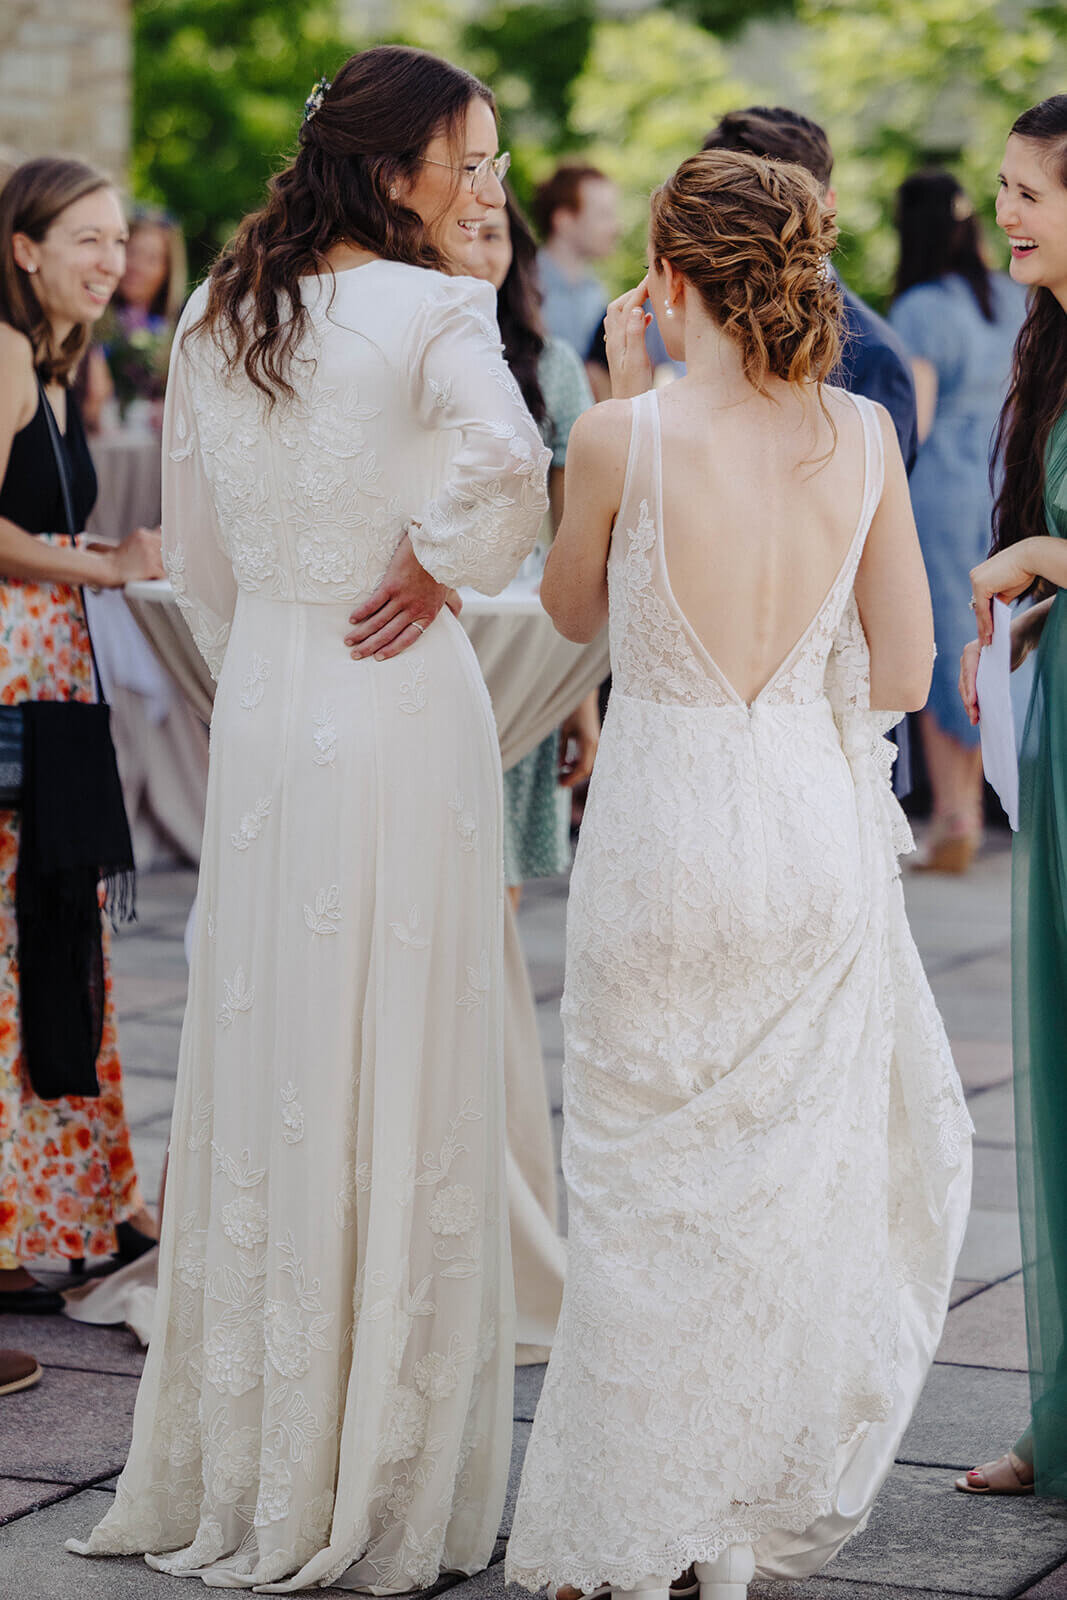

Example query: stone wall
[0,0,131,181]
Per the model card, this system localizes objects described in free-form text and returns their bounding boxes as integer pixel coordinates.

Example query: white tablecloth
[87,435,208,866]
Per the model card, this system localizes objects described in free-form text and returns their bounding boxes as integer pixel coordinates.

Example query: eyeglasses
[418,151,511,194]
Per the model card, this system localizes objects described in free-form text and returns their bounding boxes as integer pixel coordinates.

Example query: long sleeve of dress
[161,301,238,681]
[406,278,550,594]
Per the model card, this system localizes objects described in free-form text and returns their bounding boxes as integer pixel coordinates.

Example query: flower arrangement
[102,312,173,420]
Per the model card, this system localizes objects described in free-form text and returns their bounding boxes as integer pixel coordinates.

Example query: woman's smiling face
[996,132,1067,304]
[401,97,506,269]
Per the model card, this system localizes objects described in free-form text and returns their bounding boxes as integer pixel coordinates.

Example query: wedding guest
[0,157,164,1313]
[112,207,186,333]
[81,209,187,433]
[468,191,600,909]
[508,149,969,1600]
[958,92,1067,1500]
[69,46,548,1588]
[890,171,1025,871]
[703,107,919,472]
[533,162,621,399]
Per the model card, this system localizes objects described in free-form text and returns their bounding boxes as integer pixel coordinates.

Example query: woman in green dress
[469,191,601,908]
[958,93,1067,1498]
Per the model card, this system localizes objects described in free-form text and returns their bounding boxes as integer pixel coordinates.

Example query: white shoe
[693,1547,755,1600]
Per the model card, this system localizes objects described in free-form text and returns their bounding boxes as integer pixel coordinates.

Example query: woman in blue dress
[890,171,1026,871]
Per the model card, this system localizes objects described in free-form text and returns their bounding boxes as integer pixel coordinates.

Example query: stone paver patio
[2,836,1065,1599]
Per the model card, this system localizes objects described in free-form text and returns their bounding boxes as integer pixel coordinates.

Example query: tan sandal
[955,1450,1035,1494]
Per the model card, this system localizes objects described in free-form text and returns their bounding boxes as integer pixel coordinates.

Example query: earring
[664,303,674,318]
[24,263,36,274]
[389,186,398,201]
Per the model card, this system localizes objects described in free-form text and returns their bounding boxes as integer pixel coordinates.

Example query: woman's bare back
[657,382,867,704]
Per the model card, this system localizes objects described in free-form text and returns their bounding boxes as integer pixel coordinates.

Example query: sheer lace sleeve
[161,303,238,681]
[406,278,550,594]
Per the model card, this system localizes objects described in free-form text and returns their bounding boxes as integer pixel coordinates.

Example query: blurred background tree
[132,0,350,275]
[130,0,1067,302]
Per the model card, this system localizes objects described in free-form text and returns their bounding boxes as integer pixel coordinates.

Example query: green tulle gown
[1014,405,1067,1496]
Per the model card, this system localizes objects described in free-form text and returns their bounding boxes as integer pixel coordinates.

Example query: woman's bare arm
[0,325,160,587]
[853,404,935,712]
[540,402,629,643]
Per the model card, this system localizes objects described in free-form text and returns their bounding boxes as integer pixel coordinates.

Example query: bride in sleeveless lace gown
[507,153,971,1599]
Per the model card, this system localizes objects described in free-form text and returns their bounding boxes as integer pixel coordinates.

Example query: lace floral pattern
[507,390,971,1591]
[70,261,532,1591]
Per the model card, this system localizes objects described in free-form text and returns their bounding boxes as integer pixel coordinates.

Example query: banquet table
[119,574,609,1358]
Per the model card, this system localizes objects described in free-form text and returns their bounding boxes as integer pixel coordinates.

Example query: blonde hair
[650,149,843,403]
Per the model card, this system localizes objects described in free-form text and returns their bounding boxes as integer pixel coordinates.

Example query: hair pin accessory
[303,76,332,125]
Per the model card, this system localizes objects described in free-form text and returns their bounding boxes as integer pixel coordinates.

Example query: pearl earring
[389,186,398,201]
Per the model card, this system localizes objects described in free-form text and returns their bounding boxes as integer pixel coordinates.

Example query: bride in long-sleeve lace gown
[68,50,549,1593]
[507,152,971,1600]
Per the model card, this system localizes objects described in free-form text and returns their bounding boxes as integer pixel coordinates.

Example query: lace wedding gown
[68,262,549,1591]
[507,390,972,1590]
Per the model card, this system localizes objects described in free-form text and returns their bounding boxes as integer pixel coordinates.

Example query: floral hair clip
[303,76,332,124]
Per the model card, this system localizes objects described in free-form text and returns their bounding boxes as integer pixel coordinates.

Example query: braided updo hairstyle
[649,150,843,401]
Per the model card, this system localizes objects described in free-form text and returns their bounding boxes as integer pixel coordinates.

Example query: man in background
[533,163,622,399]
[703,106,919,473]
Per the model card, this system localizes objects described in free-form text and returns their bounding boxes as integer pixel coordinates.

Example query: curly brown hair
[191,46,494,406]
[649,150,842,405]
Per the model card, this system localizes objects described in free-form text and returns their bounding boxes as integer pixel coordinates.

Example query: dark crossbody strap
[36,376,107,706]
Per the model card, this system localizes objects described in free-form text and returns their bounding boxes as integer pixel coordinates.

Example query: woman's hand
[969,542,1038,645]
[345,531,452,660]
[558,691,600,789]
[958,638,982,727]
[604,278,653,400]
[94,525,164,587]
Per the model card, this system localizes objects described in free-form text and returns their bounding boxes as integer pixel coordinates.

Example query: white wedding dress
[68,261,549,1592]
[507,390,972,1590]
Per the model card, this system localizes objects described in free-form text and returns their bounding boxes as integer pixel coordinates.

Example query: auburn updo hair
[649,150,842,401]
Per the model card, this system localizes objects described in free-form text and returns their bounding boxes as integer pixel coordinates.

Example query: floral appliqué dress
[0,387,143,1269]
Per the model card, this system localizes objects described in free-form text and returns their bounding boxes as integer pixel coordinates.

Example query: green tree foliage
[796,0,1067,306]
[566,10,753,292]
[132,0,350,275]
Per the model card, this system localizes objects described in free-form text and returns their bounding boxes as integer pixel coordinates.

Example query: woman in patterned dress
[468,191,600,908]
[0,159,164,1312]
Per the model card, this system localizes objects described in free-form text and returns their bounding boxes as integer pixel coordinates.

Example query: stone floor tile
[937,1278,1028,1372]
[929,962,1014,1051]
[968,1084,1016,1148]
[112,1069,180,1128]
[0,1477,77,1524]
[113,1016,182,1079]
[969,1143,1019,1214]
[901,1363,1031,1468]
[951,1280,988,1307]
[954,1209,1022,1283]
[824,1462,1067,1596]
[513,1362,546,1423]
[950,1038,1013,1094]
[0,1311,145,1376]
[110,971,191,1017]
[1022,1562,1067,1597]
[0,1365,139,1481]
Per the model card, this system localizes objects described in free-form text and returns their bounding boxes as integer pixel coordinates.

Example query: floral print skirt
[0,549,143,1268]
